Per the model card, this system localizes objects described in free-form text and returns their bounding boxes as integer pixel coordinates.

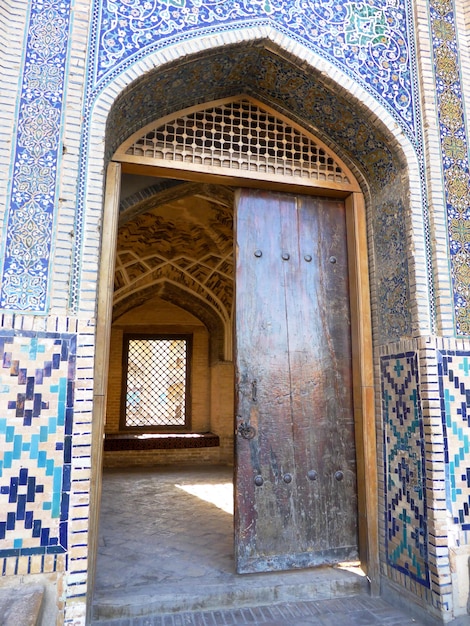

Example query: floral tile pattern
[94,0,417,138]
[0,1,72,312]
[430,0,470,335]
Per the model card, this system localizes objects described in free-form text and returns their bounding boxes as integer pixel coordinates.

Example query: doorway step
[92,563,368,620]
[92,466,368,622]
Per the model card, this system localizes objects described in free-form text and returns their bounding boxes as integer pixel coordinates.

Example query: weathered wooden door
[234,189,358,573]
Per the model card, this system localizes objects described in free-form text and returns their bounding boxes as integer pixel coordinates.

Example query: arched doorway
[86,37,422,620]
[93,93,376,596]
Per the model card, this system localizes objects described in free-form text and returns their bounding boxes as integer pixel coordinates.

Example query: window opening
[121,335,192,430]
[117,97,359,190]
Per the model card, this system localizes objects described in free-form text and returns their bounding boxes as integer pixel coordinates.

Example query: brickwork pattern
[0,3,28,232]
[90,596,424,626]
[0,314,95,625]
[379,337,470,616]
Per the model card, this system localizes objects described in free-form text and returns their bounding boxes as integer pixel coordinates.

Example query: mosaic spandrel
[95,0,415,136]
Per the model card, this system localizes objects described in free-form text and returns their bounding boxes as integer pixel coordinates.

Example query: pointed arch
[115,96,359,194]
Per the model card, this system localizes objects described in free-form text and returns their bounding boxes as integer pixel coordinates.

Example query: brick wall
[104,297,234,466]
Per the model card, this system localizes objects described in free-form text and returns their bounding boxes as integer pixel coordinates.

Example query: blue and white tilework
[0,331,75,566]
[0,0,72,313]
[438,350,470,529]
[94,0,417,139]
[95,0,415,139]
[381,352,429,587]
[429,0,470,336]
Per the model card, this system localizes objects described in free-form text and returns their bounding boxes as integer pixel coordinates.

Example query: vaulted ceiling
[113,179,234,360]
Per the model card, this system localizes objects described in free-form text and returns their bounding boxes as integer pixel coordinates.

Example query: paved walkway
[91,466,427,626]
[92,595,424,625]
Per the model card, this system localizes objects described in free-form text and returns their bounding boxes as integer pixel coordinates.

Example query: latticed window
[121,335,191,430]
[117,97,357,190]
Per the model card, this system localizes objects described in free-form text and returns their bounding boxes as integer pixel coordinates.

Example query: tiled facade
[381,351,429,588]
[1,0,470,624]
[0,330,75,563]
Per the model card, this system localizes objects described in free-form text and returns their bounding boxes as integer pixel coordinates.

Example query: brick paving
[91,468,426,626]
[91,595,424,625]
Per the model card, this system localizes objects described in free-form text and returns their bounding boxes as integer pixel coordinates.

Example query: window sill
[104,432,220,451]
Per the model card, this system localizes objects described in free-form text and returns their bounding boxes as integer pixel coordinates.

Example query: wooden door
[234,189,358,573]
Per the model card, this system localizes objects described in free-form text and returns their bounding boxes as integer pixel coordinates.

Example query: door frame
[87,157,378,619]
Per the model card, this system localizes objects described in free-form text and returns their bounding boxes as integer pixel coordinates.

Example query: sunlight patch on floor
[175,482,234,514]
[335,561,366,576]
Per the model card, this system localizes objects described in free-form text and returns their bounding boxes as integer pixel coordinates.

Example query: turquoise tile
[52,467,62,518]
[5,426,14,443]
[28,343,37,360]
[459,357,469,375]
[58,378,66,403]
[13,435,22,459]
[57,401,64,427]
[45,459,54,476]
[48,417,57,435]
[39,426,48,442]
[29,435,39,460]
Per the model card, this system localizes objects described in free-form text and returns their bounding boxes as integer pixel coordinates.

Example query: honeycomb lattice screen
[125,100,351,185]
[124,337,189,429]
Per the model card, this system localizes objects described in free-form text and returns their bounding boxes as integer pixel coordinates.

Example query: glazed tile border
[0,0,72,313]
[438,350,470,529]
[429,0,470,336]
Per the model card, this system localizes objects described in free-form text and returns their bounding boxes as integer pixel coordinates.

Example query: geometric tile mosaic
[381,352,430,587]
[438,351,470,530]
[0,331,76,559]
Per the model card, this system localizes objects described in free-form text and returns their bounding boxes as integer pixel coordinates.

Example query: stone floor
[91,465,427,625]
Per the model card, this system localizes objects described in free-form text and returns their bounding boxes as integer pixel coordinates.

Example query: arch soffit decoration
[105,41,425,350]
[119,181,235,225]
[113,279,228,363]
[105,42,412,193]
[114,181,234,362]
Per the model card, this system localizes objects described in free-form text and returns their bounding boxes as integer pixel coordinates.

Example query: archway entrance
[91,94,377,616]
